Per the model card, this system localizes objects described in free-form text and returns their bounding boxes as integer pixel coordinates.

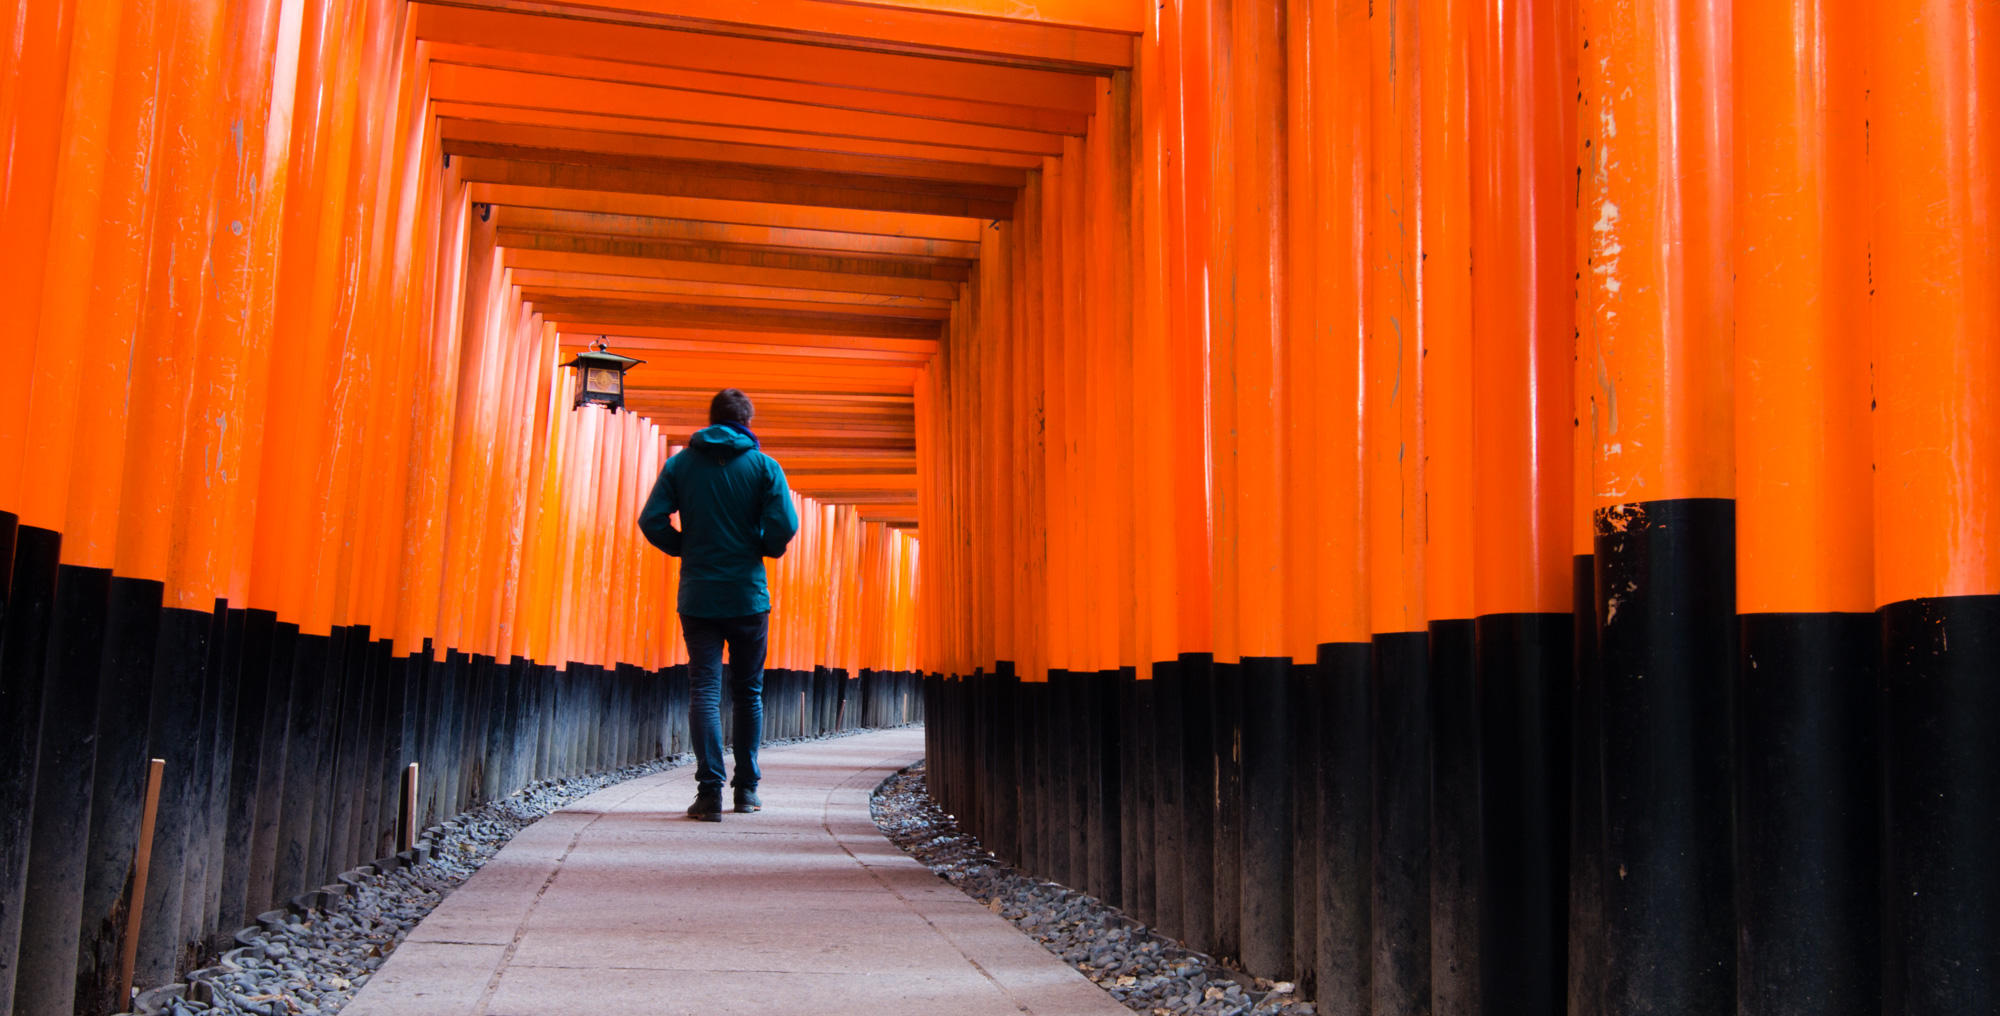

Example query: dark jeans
[682,611,767,791]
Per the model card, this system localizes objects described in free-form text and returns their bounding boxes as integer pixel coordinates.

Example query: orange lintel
[518,271,958,311]
[782,474,918,492]
[411,4,1105,111]
[431,104,1044,173]
[502,247,960,298]
[588,0,1134,68]
[770,458,917,472]
[467,183,985,240]
[491,205,981,261]
[496,231,970,282]
[567,325,938,355]
[524,286,951,320]
[439,117,1033,187]
[822,0,1143,34]
[455,157,1014,221]
[558,333,934,365]
[425,44,1090,136]
[531,296,947,336]
[428,64,1065,157]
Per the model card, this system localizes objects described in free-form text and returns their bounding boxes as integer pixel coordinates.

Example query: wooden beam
[455,155,1015,220]
[524,287,950,319]
[467,183,987,240]
[441,118,1030,188]
[411,4,1109,109]
[432,103,1045,171]
[429,67,1067,156]
[562,325,939,355]
[427,44,1091,136]
[499,241,970,285]
[558,333,935,365]
[531,295,944,338]
[496,235,972,284]
[517,273,959,313]
[490,204,982,261]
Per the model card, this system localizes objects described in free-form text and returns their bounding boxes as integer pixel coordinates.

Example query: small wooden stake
[398,763,419,852]
[119,758,165,1007]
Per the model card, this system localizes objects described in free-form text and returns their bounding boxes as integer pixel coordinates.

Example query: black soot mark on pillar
[1737,611,1879,1016]
[1476,612,1571,1016]
[1372,630,1431,1016]
[1315,642,1372,1016]
[1594,498,1735,1016]
[1880,595,1999,1016]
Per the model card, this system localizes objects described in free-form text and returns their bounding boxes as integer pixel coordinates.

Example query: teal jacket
[638,424,800,618]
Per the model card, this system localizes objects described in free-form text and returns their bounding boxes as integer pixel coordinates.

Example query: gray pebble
[870,762,1320,1016]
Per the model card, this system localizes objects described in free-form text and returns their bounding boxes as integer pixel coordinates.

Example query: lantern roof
[561,339,644,372]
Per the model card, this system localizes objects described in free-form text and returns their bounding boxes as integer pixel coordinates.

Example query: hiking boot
[687,787,723,822]
[733,787,762,813]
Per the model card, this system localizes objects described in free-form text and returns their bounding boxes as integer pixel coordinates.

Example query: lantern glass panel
[586,367,622,395]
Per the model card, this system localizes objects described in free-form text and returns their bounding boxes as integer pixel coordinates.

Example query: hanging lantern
[561,338,644,413]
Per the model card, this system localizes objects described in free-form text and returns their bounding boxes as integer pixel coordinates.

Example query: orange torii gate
[0,0,1992,1015]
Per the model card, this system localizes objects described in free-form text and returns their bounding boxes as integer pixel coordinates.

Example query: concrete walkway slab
[342,728,1129,1016]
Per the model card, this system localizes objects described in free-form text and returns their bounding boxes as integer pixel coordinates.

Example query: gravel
[870,762,1319,1016]
[130,723,911,1016]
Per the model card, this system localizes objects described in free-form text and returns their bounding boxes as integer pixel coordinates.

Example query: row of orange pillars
[0,0,1995,1015]
[913,1,1994,1015]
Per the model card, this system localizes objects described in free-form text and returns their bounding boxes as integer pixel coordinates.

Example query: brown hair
[709,388,754,426]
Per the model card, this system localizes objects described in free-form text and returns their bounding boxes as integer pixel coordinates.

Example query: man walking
[639,388,800,821]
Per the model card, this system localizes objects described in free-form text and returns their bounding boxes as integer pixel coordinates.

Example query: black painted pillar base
[1238,656,1292,980]
[1179,653,1217,957]
[1091,669,1122,906]
[1595,499,1735,1016]
[992,663,1021,868]
[1151,659,1185,942]
[1568,555,1604,1016]
[1129,670,1155,926]
[1211,659,1243,963]
[1476,613,1571,1016]
[1288,661,1318,995]
[1315,642,1372,1016]
[1737,612,1879,1016]
[1881,595,1999,1016]
[15,565,112,1016]
[1372,631,1431,1016]
[134,607,216,991]
[77,577,163,1016]
[0,523,60,1014]
[1427,618,1477,1016]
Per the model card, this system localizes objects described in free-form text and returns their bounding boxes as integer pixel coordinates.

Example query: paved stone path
[343,727,1127,1016]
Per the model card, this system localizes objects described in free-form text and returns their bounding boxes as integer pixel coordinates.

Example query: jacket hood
[689,423,758,460]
